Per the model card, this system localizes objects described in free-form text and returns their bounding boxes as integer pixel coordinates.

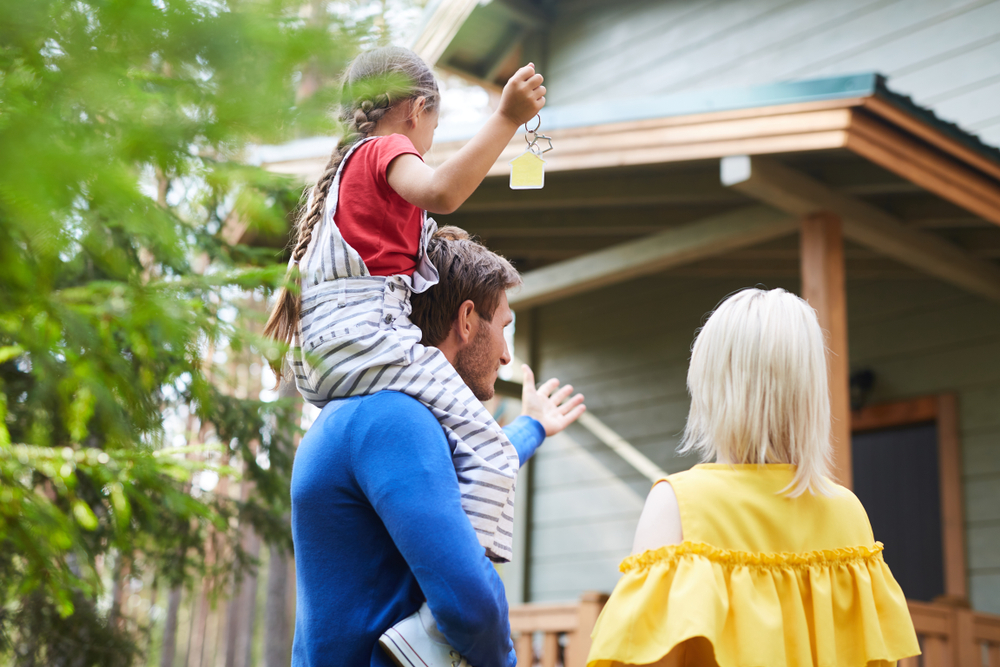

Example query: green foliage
[0,0,362,662]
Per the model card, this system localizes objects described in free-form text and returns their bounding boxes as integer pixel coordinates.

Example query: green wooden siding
[524,272,1000,614]
[546,0,1000,146]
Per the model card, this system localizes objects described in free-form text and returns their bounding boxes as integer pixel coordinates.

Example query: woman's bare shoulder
[631,480,684,555]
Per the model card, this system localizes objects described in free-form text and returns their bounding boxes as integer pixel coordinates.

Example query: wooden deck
[510,594,1000,667]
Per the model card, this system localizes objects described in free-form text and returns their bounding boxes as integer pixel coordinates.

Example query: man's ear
[452,299,478,345]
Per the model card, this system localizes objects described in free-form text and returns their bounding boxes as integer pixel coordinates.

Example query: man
[290,228,586,667]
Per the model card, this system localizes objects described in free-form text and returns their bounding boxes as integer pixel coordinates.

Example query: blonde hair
[679,288,835,496]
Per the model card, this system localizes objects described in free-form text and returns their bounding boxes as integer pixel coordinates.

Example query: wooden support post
[514,633,534,667]
[800,213,852,489]
[565,592,609,667]
[953,608,977,667]
[989,642,1000,667]
[922,635,950,667]
[541,632,559,667]
[937,393,969,601]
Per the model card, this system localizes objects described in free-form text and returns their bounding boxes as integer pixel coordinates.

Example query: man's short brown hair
[410,227,521,346]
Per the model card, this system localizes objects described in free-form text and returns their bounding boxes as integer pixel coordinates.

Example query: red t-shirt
[335,134,424,277]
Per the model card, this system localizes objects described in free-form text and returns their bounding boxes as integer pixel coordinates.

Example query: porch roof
[244,73,1000,312]
[434,72,1000,172]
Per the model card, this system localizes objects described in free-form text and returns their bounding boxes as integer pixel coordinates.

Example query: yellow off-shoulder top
[587,464,920,667]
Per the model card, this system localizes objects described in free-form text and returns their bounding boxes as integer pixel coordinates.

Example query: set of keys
[509,115,553,190]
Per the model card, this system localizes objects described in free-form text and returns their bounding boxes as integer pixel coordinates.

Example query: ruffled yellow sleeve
[587,542,920,667]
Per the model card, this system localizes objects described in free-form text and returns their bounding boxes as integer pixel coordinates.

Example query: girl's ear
[408,96,427,126]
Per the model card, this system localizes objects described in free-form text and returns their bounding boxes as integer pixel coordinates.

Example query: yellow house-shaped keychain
[509,150,546,189]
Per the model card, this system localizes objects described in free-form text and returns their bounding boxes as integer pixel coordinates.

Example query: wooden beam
[577,412,667,483]
[848,110,1000,228]
[861,97,1000,188]
[445,203,739,233]
[494,378,668,484]
[800,213,852,489]
[721,155,1000,303]
[428,109,853,176]
[851,395,938,432]
[666,258,921,280]
[508,205,796,310]
[411,0,480,67]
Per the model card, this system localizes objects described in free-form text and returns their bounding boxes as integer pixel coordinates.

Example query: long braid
[289,98,392,262]
[263,81,414,373]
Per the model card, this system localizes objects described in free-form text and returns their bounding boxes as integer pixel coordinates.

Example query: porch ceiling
[438,150,1000,275]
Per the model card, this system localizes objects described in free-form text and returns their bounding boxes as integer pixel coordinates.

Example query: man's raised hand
[520,364,586,436]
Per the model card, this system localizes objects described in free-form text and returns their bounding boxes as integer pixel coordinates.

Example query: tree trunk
[263,543,291,666]
[145,581,159,655]
[221,586,241,667]
[234,529,261,667]
[188,586,212,667]
[183,585,197,667]
[160,587,183,667]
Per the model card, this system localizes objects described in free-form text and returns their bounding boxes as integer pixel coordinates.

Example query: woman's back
[588,465,920,667]
[668,464,871,553]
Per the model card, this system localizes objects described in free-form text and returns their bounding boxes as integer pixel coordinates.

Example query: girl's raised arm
[387,65,545,215]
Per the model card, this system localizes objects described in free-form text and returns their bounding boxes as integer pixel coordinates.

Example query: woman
[587,288,920,667]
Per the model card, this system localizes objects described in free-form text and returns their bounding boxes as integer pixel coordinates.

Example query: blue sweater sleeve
[504,416,546,467]
[350,393,515,667]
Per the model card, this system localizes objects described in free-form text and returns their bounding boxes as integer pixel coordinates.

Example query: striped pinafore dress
[291,137,520,562]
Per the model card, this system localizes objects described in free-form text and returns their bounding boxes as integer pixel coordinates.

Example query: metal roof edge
[433,73,881,143]
[871,75,1000,171]
[433,73,1000,176]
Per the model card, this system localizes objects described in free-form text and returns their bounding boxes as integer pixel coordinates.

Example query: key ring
[510,113,553,189]
[524,114,554,155]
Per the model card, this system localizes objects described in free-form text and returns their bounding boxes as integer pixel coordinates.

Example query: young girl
[264,46,544,664]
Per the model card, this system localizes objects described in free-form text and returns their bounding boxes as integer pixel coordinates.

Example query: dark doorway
[851,422,945,602]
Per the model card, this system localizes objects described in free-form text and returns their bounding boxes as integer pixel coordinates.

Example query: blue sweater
[291,391,546,667]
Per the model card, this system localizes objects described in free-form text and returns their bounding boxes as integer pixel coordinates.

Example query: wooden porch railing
[509,592,608,667]
[509,595,1000,667]
[903,600,1000,667]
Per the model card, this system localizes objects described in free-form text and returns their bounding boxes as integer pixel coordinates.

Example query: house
[260,0,1000,662]
[407,0,1000,618]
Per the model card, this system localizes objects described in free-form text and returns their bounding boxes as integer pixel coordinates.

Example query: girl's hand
[497,64,546,127]
[389,63,546,214]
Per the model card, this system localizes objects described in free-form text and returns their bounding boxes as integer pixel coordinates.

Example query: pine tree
[0,1,365,662]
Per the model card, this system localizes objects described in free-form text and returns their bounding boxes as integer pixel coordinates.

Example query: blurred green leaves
[0,0,361,662]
